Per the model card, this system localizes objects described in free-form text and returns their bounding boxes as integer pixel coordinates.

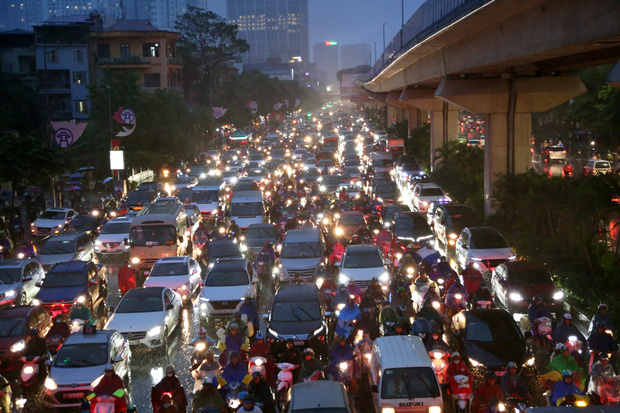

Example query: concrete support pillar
[430,104,459,170]
[386,105,398,127]
[407,107,421,130]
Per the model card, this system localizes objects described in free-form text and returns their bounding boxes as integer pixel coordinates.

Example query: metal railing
[98,56,151,65]
[370,0,492,80]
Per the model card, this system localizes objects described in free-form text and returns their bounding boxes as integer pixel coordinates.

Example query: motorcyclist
[69,299,93,324]
[411,313,432,340]
[587,321,618,361]
[192,376,225,413]
[333,284,350,309]
[151,365,188,413]
[157,394,177,413]
[88,364,127,412]
[554,313,586,345]
[367,277,385,301]
[545,345,585,390]
[328,335,354,379]
[336,296,361,338]
[500,361,529,399]
[299,348,324,382]
[0,373,10,413]
[589,304,615,335]
[239,297,260,337]
[468,282,494,309]
[249,371,275,413]
[220,351,250,385]
[527,294,553,339]
[118,260,137,296]
[461,262,484,295]
[375,227,392,254]
[277,338,302,366]
[444,278,468,316]
[330,240,345,265]
[223,323,249,356]
[239,393,263,413]
[228,220,240,239]
[551,370,584,406]
[192,350,221,379]
[46,315,71,341]
[23,328,47,359]
[227,312,250,337]
[562,162,574,178]
[346,279,363,303]
[354,308,380,340]
[389,322,409,336]
[349,234,362,245]
[418,298,444,331]
[423,284,442,304]
[428,264,443,283]
[248,332,274,386]
[472,371,504,412]
[379,298,399,332]
[445,352,473,395]
[436,256,452,275]
[425,329,450,353]
[359,290,377,314]
[319,273,338,308]
[389,274,408,296]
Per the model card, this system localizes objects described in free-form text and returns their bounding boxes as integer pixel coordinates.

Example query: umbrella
[62,171,71,177]
[26,186,43,193]
[70,172,84,179]
[65,186,82,191]
[102,177,114,184]
[66,180,81,185]
[77,166,95,172]
[0,190,11,196]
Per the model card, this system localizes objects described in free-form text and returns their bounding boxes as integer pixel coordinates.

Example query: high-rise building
[0,0,43,31]
[340,43,371,70]
[313,41,338,90]
[226,0,309,64]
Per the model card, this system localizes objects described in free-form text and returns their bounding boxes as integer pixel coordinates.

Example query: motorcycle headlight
[17,253,25,259]
[131,257,140,264]
[240,244,248,252]
[316,277,324,288]
[449,233,458,240]
[196,342,206,352]
[379,272,389,283]
[44,377,58,390]
[90,374,104,388]
[11,339,25,353]
[147,326,162,337]
[469,358,480,367]
[509,292,523,302]
[32,299,41,306]
[179,285,188,291]
[338,362,348,370]
[429,406,442,413]
[525,357,535,366]
[338,274,349,285]
[553,291,564,300]
[76,296,86,304]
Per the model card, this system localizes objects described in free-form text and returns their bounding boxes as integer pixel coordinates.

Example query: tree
[0,74,45,136]
[176,7,250,107]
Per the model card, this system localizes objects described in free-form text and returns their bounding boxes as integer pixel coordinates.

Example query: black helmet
[596,321,606,329]
[533,294,543,302]
[485,370,497,379]
[598,304,608,311]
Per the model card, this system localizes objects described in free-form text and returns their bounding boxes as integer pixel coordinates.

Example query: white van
[191,179,222,218]
[229,190,264,230]
[370,336,443,413]
[372,152,394,173]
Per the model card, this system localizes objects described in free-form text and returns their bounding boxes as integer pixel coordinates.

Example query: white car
[455,227,516,272]
[412,183,450,213]
[336,245,390,289]
[94,217,132,256]
[173,175,198,190]
[143,256,202,303]
[292,148,307,161]
[43,329,130,409]
[199,258,257,322]
[31,208,76,237]
[105,286,182,350]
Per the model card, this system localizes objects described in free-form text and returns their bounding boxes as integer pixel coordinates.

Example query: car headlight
[179,285,188,291]
[94,240,102,246]
[335,227,343,236]
[44,377,58,390]
[509,292,523,302]
[32,299,41,306]
[553,291,564,300]
[469,358,481,367]
[508,255,517,261]
[338,274,350,285]
[147,326,162,337]
[11,339,25,353]
[429,407,442,413]
[240,244,248,252]
[379,272,389,283]
[4,290,16,298]
[319,185,326,192]
[76,296,86,304]
[449,233,458,240]
[90,374,104,388]
[131,257,140,264]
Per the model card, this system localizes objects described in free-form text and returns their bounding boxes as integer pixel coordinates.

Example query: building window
[97,43,110,58]
[72,49,84,62]
[75,100,88,113]
[72,72,87,84]
[46,50,58,63]
[142,43,160,57]
[144,73,160,88]
[120,43,130,58]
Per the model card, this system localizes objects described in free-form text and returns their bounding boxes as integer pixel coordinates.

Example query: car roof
[124,286,165,299]
[45,208,71,212]
[275,282,320,302]
[48,260,92,273]
[290,381,348,409]
[46,233,86,242]
[0,259,29,269]
[0,305,36,317]
[501,261,547,271]
[246,223,276,230]
[442,204,476,214]
[374,335,431,369]
[63,329,116,345]
[464,308,514,323]
[107,216,133,223]
[467,227,502,236]
[346,244,380,254]
[211,258,247,270]
[209,239,238,247]
[284,228,320,242]
[155,256,189,263]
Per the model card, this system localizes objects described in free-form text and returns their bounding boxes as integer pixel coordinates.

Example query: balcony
[98,56,151,66]
[167,56,182,65]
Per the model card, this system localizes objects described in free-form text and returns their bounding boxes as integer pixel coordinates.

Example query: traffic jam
[0,104,618,413]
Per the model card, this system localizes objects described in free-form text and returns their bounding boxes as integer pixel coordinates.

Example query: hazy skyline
[208,0,425,62]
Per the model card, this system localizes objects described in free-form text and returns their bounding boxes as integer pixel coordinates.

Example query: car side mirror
[262,313,269,320]
[166,304,174,311]
[123,238,129,246]
[35,282,42,288]
[23,275,32,282]
[88,280,98,286]
[325,311,333,318]
[371,384,378,393]
[112,355,123,364]
[461,244,468,249]
[77,246,85,252]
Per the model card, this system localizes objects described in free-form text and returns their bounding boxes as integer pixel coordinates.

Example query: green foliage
[406,123,431,171]
[0,74,45,136]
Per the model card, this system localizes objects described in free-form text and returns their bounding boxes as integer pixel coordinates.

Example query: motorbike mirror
[23,275,32,282]
[325,311,333,318]
[371,384,378,393]
[108,306,115,314]
[112,355,123,364]
[123,238,129,246]
[334,261,341,267]
[35,282,42,288]
[166,304,174,311]
[262,313,269,320]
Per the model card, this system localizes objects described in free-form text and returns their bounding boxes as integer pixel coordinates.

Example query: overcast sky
[208,0,425,61]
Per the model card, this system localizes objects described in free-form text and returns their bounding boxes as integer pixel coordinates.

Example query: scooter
[276,363,296,410]
[505,393,530,413]
[333,360,355,391]
[249,356,268,381]
[19,354,46,400]
[451,375,472,413]
[190,364,220,394]
[430,349,448,384]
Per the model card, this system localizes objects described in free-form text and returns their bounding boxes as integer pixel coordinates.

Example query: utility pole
[382,23,387,67]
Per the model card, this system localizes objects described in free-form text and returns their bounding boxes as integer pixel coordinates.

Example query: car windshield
[0,317,28,337]
[247,169,266,177]
[150,262,187,276]
[449,212,480,227]
[344,250,383,268]
[246,226,276,240]
[127,191,151,203]
[508,266,551,284]
[130,225,177,246]
[54,342,109,368]
[192,190,218,203]
[373,159,392,167]
[466,315,522,342]
[67,215,97,227]
[271,300,321,322]
[339,215,364,226]
[39,211,66,220]
[209,243,242,258]
[116,295,163,313]
[596,161,611,168]
[44,272,86,288]
[381,367,440,399]
[231,202,262,216]
[395,215,427,229]
[101,222,130,234]
[175,177,194,184]
[222,171,237,178]
[0,268,20,284]
[40,239,75,254]
[190,166,206,174]
[281,242,321,259]
[420,188,444,197]
[321,176,340,185]
[470,230,508,249]
[205,270,248,286]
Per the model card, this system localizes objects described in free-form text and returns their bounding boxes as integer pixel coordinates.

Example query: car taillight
[267,338,274,343]
[318,335,326,342]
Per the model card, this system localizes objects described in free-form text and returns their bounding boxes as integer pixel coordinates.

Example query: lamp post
[382,23,387,67]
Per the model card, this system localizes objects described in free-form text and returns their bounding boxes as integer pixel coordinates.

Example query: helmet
[239,391,251,401]
[234,311,242,317]
[229,351,240,360]
[303,348,315,356]
[563,313,572,320]
[230,323,239,330]
[104,364,114,372]
[596,321,606,329]
[28,328,38,337]
[560,345,568,351]
[252,371,262,379]
[202,376,214,386]
[265,241,271,246]
[80,401,91,410]
[561,370,572,378]
[256,332,264,340]
[397,286,406,293]
[451,352,461,359]
[161,393,172,402]
[598,304,608,311]
[371,277,378,282]
[485,371,497,379]
[533,294,543,302]
[199,328,207,336]
[406,244,413,250]
[507,361,517,369]
[165,365,175,374]
[127,406,137,413]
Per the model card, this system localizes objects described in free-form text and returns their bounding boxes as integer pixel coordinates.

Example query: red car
[0,305,52,372]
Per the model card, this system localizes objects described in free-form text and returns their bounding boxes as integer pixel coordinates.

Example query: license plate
[64,393,83,399]
[294,340,305,346]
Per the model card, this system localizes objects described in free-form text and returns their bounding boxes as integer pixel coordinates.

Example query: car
[137,181,164,195]
[94,217,132,256]
[303,157,317,170]
[198,258,257,322]
[292,149,307,161]
[30,208,76,237]
[264,282,328,357]
[0,259,45,306]
[38,233,95,272]
[248,153,266,165]
[184,204,202,240]
[333,211,365,240]
[172,175,198,191]
[143,256,202,303]
[0,305,52,373]
[382,204,406,227]
[62,213,105,238]
[449,309,529,373]
[455,227,515,271]
[245,168,269,183]
[336,245,390,288]
[33,260,107,319]
[490,261,564,314]
[125,189,157,211]
[432,204,482,249]
[240,224,278,254]
[583,159,612,176]
[43,328,130,409]
[317,174,341,193]
[277,229,327,283]
[391,211,434,248]
[187,166,208,180]
[334,183,362,200]
[284,381,353,413]
[105,286,181,350]
[412,183,450,213]
[541,145,567,163]
[232,178,260,192]
[205,239,243,268]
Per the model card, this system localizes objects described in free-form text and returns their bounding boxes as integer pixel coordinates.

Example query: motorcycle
[475,300,493,309]
[19,354,46,400]
[194,233,209,263]
[224,381,247,410]
[534,316,554,354]
[254,252,273,281]
[505,393,530,413]
[15,243,37,260]
[190,363,220,394]
[276,363,296,411]
[333,360,355,391]
[451,375,472,413]
[249,356,268,381]
[45,334,67,355]
[430,349,448,384]
[91,393,127,413]
[70,319,85,333]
